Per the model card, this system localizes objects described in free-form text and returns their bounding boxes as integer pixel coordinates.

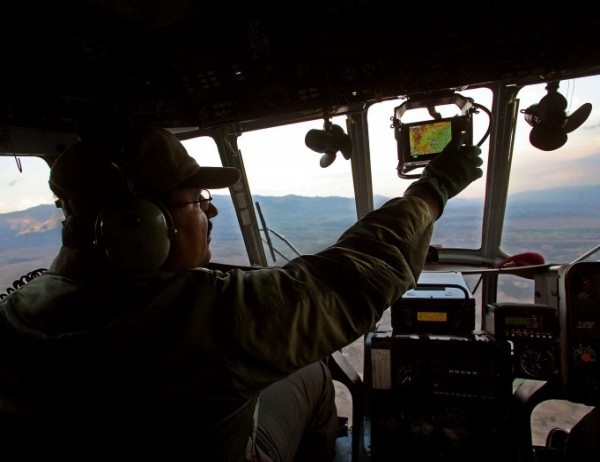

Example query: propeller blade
[530,126,567,151]
[305,129,331,153]
[564,103,592,133]
[320,152,337,168]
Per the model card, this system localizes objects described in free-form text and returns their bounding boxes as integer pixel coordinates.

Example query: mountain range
[1,185,599,293]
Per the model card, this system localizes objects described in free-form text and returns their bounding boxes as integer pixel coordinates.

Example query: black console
[486,302,560,381]
[365,272,516,461]
[558,261,600,405]
[365,330,514,461]
[391,272,475,336]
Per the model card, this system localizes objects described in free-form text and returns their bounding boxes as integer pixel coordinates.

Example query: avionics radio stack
[364,272,515,461]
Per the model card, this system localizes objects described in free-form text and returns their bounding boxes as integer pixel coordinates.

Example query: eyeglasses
[167,189,213,211]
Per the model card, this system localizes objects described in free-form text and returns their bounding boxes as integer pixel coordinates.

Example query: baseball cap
[49,125,240,202]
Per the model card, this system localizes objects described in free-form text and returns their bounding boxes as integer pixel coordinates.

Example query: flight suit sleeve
[218,195,435,392]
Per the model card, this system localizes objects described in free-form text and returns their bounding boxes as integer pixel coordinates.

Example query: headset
[93,162,176,272]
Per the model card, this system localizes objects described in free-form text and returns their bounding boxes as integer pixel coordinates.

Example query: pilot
[0,123,482,461]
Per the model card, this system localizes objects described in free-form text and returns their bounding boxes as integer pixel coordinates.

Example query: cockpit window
[503,75,600,265]
[368,87,492,250]
[182,136,248,266]
[237,119,357,266]
[0,156,61,292]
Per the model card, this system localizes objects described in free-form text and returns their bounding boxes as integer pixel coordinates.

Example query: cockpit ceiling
[3,0,600,132]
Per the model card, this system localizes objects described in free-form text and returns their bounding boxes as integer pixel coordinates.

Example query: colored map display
[408,120,452,156]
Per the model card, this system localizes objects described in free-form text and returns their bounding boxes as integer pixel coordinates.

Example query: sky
[1,75,600,214]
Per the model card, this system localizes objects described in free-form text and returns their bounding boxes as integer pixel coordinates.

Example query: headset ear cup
[95,195,173,272]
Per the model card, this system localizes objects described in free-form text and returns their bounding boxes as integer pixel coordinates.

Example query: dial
[519,347,556,378]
